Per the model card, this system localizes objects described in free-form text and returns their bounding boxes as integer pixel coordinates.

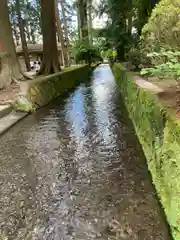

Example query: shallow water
[0,65,171,239]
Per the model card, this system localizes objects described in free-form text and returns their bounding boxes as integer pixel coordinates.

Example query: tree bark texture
[36,0,42,34]
[87,0,93,44]
[60,0,70,50]
[25,25,31,43]
[39,0,61,74]
[78,0,89,40]
[127,0,133,36]
[13,26,20,46]
[0,0,23,89]
[77,6,81,40]
[31,27,36,44]
[55,0,69,67]
[16,0,31,71]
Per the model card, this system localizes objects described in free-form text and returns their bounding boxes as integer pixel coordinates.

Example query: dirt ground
[0,82,21,105]
[148,77,179,116]
[0,66,77,106]
[130,72,179,118]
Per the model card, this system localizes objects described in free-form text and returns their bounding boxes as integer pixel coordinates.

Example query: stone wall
[12,65,89,112]
[111,63,180,240]
[28,65,89,108]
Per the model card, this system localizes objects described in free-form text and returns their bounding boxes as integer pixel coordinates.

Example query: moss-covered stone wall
[112,63,180,240]
[28,65,89,108]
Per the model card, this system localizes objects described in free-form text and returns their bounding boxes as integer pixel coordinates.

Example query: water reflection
[65,86,88,143]
[92,66,118,155]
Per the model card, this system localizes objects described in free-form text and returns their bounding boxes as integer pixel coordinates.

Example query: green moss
[112,63,180,240]
[28,65,89,108]
[12,95,35,113]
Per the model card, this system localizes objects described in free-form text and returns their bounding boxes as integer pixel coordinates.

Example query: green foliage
[98,0,128,60]
[8,0,41,44]
[140,0,180,68]
[103,49,117,59]
[98,0,158,60]
[141,49,180,80]
[71,40,102,66]
[13,95,35,112]
[60,0,75,39]
[93,36,110,52]
[8,0,75,45]
[141,0,180,50]
[125,46,142,68]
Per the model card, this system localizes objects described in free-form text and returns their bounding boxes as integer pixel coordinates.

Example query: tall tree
[0,0,23,89]
[8,0,20,46]
[39,0,61,74]
[60,0,70,53]
[55,0,69,67]
[73,1,81,39]
[9,0,42,45]
[98,0,159,60]
[25,0,41,43]
[127,0,133,35]
[135,0,160,34]
[105,0,127,60]
[77,6,81,40]
[26,0,42,43]
[34,0,42,35]
[59,0,75,43]
[87,0,93,44]
[16,0,31,71]
[78,0,89,39]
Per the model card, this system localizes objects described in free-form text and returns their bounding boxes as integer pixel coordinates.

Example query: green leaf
[171,58,178,63]
[140,69,150,75]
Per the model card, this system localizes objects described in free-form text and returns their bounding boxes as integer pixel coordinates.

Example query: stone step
[0,105,13,119]
[0,111,27,136]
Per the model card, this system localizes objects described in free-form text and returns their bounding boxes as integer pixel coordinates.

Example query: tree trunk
[55,0,69,67]
[31,27,36,44]
[25,25,31,43]
[77,6,81,40]
[36,0,42,34]
[87,0,93,44]
[128,14,132,35]
[116,45,125,61]
[137,0,158,35]
[79,0,89,40]
[16,0,31,71]
[0,53,12,89]
[0,0,23,89]
[13,26,20,46]
[116,9,126,61]
[39,0,61,74]
[127,0,133,36]
[60,0,70,65]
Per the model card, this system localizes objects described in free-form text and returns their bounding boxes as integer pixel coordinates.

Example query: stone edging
[0,65,89,136]
[111,63,180,240]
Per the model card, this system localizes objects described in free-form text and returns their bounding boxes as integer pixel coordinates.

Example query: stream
[0,65,171,239]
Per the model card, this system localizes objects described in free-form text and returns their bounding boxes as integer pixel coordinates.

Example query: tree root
[22,72,34,80]
[38,60,61,75]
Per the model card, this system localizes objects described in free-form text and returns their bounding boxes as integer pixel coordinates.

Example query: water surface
[0,65,171,239]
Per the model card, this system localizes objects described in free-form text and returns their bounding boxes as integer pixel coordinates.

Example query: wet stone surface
[0,65,172,239]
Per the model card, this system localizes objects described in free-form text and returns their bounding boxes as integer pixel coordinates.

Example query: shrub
[141,0,180,51]
[125,34,152,69]
[140,49,180,80]
[71,40,103,67]
[102,49,117,63]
